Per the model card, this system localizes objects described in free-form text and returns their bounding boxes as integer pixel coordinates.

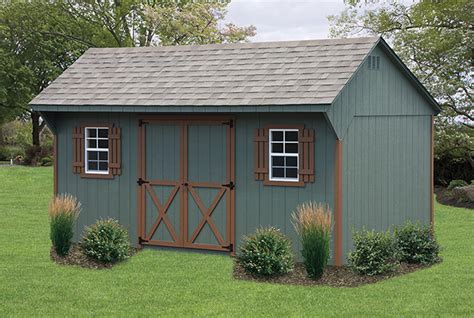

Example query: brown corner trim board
[430,115,434,231]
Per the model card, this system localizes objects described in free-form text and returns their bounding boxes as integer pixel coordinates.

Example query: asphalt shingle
[29,37,379,107]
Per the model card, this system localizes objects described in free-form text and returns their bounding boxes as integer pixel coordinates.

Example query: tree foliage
[0,0,255,147]
[328,0,473,128]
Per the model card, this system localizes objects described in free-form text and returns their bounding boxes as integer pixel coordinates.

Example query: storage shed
[30,37,440,264]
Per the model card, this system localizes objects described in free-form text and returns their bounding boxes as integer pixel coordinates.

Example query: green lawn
[0,167,472,317]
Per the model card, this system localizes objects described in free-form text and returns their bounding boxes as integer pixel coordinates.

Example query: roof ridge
[86,37,380,53]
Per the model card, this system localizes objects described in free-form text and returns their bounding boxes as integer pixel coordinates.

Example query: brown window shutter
[109,126,121,176]
[72,127,84,174]
[299,128,315,183]
[254,128,269,181]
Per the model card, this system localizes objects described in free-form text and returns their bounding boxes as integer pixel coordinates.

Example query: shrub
[292,202,332,279]
[238,227,294,276]
[0,146,24,161]
[447,179,468,190]
[395,222,441,265]
[23,144,53,166]
[49,194,81,256]
[40,156,53,166]
[81,219,131,264]
[348,229,398,276]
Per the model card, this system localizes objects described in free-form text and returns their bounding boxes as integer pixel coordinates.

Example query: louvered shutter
[72,127,84,174]
[254,128,269,181]
[299,128,315,183]
[109,126,121,176]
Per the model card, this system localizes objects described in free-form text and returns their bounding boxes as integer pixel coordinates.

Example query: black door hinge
[138,119,148,127]
[137,178,149,186]
[222,120,234,128]
[222,243,233,251]
[138,236,149,244]
[222,181,235,190]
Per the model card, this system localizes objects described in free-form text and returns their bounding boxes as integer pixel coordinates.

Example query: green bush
[40,156,53,166]
[49,194,81,256]
[292,202,332,279]
[395,222,441,265]
[348,229,398,276]
[81,219,131,264]
[0,146,24,161]
[238,227,294,276]
[447,179,468,190]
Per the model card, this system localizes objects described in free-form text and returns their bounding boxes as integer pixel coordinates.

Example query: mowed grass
[0,167,472,317]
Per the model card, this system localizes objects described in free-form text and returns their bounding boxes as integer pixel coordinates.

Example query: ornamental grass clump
[48,194,81,256]
[238,226,294,277]
[81,219,131,264]
[292,202,332,279]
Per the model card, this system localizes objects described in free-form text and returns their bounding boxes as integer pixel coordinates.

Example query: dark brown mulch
[50,244,138,269]
[435,187,474,210]
[233,262,433,287]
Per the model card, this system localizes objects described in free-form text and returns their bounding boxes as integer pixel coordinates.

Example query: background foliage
[329,0,473,184]
[0,0,255,160]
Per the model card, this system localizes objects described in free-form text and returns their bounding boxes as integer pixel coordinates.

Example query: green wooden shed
[30,37,440,264]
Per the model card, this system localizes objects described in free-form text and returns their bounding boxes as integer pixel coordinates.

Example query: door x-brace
[188,185,227,246]
[145,183,180,243]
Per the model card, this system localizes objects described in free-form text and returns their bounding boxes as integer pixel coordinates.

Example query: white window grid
[85,127,109,174]
[269,129,299,182]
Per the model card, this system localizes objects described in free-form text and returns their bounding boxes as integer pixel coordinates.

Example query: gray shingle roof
[29,37,379,107]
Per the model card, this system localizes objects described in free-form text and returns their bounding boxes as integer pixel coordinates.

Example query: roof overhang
[31,104,331,113]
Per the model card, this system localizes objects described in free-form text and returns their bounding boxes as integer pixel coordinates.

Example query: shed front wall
[55,112,139,244]
[54,112,336,261]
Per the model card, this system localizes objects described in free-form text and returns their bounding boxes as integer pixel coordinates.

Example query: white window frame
[84,127,109,175]
[269,128,299,182]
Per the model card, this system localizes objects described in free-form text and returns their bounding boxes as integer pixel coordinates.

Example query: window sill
[263,179,305,187]
[80,172,114,179]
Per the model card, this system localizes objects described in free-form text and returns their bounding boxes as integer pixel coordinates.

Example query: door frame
[137,115,236,254]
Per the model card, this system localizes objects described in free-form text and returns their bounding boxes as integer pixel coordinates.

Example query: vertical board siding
[235,113,336,262]
[342,115,432,260]
[56,112,336,261]
[327,45,435,139]
[327,44,436,263]
[56,112,138,244]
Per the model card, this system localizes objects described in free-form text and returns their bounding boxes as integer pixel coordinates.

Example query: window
[269,129,299,182]
[85,127,109,174]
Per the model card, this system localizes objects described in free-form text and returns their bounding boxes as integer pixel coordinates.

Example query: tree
[142,1,256,45]
[0,0,255,148]
[61,0,255,47]
[0,0,92,146]
[328,0,473,128]
[329,0,473,183]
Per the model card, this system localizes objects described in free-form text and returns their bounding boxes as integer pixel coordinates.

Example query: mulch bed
[435,187,474,210]
[50,244,138,269]
[233,262,433,287]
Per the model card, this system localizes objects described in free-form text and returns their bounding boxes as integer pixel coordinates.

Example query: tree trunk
[0,124,4,147]
[31,111,41,146]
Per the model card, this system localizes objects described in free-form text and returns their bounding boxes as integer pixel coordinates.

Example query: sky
[225,0,347,42]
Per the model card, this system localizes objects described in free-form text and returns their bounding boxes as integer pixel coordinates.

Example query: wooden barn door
[138,117,235,253]
[138,122,182,247]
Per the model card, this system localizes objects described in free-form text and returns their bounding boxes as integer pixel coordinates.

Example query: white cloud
[225,0,347,42]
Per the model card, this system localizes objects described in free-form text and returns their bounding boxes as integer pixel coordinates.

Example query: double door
[137,117,235,252]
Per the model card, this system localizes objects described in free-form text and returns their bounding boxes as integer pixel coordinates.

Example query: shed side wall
[327,45,435,139]
[342,115,432,259]
[336,45,434,262]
